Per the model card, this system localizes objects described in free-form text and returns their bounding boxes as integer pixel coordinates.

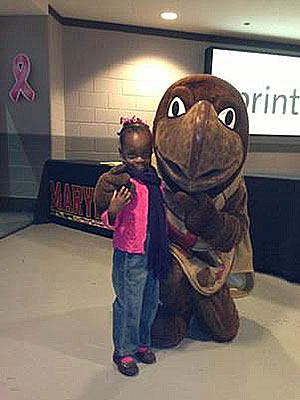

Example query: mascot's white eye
[218,107,236,129]
[168,96,186,118]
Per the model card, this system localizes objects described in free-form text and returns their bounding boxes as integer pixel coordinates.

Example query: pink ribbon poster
[9,53,36,103]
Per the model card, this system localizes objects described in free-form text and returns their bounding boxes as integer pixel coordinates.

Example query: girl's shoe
[113,353,139,376]
[135,347,156,364]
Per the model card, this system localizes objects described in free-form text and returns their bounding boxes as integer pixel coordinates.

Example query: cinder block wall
[63,27,204,161]
[3,13,300,206]
[0,16,51,202]
[0,15,65,203]
[49,16,65,160]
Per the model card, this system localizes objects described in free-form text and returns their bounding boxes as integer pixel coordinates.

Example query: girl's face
[120,130,153,172]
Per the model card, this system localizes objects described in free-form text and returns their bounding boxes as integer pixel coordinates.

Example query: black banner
[34,159,118,237]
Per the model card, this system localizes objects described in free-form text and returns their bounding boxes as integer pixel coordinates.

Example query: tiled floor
[0,223,299,400]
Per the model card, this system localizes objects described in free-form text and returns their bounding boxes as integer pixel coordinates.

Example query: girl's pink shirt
[101,178,149,254]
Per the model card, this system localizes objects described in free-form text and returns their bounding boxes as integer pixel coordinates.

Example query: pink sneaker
[113,353,139,376]
[135,347,156,364]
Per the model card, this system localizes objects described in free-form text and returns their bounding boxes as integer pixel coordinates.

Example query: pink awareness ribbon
[9,53,35,103]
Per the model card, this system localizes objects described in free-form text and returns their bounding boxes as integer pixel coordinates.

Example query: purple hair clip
[120,115,147,126]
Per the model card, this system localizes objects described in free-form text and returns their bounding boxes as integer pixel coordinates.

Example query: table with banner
[34,159,117,238]
[34,159,300,283]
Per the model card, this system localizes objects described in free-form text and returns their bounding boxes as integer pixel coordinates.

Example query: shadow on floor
[0,306,271,367]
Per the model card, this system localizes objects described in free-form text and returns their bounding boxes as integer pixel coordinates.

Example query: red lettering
[64,183,72,212]
[83,186,94,218]
[72,185,83,215]
[50,180,62,209]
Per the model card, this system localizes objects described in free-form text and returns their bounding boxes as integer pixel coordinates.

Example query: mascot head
[153,74,249,194]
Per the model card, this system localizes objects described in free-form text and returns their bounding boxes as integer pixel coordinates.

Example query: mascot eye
[218,107,236,129]
[168,96,187,118]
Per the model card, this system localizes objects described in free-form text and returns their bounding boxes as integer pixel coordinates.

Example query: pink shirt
[101,178,149,254]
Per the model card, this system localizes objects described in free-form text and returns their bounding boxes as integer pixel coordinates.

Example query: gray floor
[0,224,299,400]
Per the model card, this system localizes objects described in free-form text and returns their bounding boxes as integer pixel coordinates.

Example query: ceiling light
[161,12,178,20]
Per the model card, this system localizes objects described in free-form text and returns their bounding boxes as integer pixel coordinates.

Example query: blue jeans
[112,241,160,357]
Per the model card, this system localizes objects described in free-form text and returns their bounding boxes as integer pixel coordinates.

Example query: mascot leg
[151,257,193,348]
[191,284,240,342]
[151,305,192,348]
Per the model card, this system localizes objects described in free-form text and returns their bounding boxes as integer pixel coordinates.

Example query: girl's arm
[104,186,132,226]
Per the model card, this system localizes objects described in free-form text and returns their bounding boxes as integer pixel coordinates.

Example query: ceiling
[2,0,300,46]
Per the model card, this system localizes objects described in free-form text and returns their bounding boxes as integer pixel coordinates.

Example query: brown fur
[151,74,252,347]
[93,74,253,347]
[94,164,131,216]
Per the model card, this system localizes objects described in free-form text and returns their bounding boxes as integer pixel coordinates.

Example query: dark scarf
[126,165,169,279]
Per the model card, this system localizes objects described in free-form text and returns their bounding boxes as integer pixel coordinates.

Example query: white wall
[2,14,300,203]
[49,15,65,159]
[0,16,51,199]
[63,26,204,160]
[62,26,300,177]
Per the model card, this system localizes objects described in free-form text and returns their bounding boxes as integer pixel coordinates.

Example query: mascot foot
[192,284,240,343]
[228,272,255,299]
[151,307,191,348]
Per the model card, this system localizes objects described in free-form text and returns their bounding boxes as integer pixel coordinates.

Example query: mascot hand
[94,171,131,216]
[99,171,131,193]
[174,191,221,236]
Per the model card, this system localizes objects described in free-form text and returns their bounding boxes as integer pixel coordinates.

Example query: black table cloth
[34,159,114,238]
[34,160,300,283]
[246,175,300,283]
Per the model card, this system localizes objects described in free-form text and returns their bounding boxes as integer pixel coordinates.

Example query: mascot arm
[174,184,249,252]
[94,165,131,216]
[210,189,249,252]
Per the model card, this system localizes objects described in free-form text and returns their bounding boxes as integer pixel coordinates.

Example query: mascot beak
[156,100,244,192]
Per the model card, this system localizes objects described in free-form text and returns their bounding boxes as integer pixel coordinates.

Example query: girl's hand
[108,186,132,224]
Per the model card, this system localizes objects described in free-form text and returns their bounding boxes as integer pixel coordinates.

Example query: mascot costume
[95,74,254,348]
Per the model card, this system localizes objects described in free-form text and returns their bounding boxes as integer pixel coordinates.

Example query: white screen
[211,49,300,136]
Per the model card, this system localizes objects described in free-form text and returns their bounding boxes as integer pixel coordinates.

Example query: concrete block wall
[4,134,50,199]
[63,27,204,161]
[3,13,300,207]
[62,26,300,177]
[49,15,66,160]
[0,16,52,201]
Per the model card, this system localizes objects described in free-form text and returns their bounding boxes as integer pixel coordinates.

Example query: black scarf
[126,165,169,279]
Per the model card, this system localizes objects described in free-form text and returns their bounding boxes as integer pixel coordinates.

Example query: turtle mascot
[94,74,254,348]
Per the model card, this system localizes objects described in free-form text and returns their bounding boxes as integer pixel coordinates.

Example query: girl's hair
[118,116,151,148]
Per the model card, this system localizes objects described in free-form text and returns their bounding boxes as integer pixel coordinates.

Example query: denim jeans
[112,239,160,357]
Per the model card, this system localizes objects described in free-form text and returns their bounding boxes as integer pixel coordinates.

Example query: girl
[97,116,169,377]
